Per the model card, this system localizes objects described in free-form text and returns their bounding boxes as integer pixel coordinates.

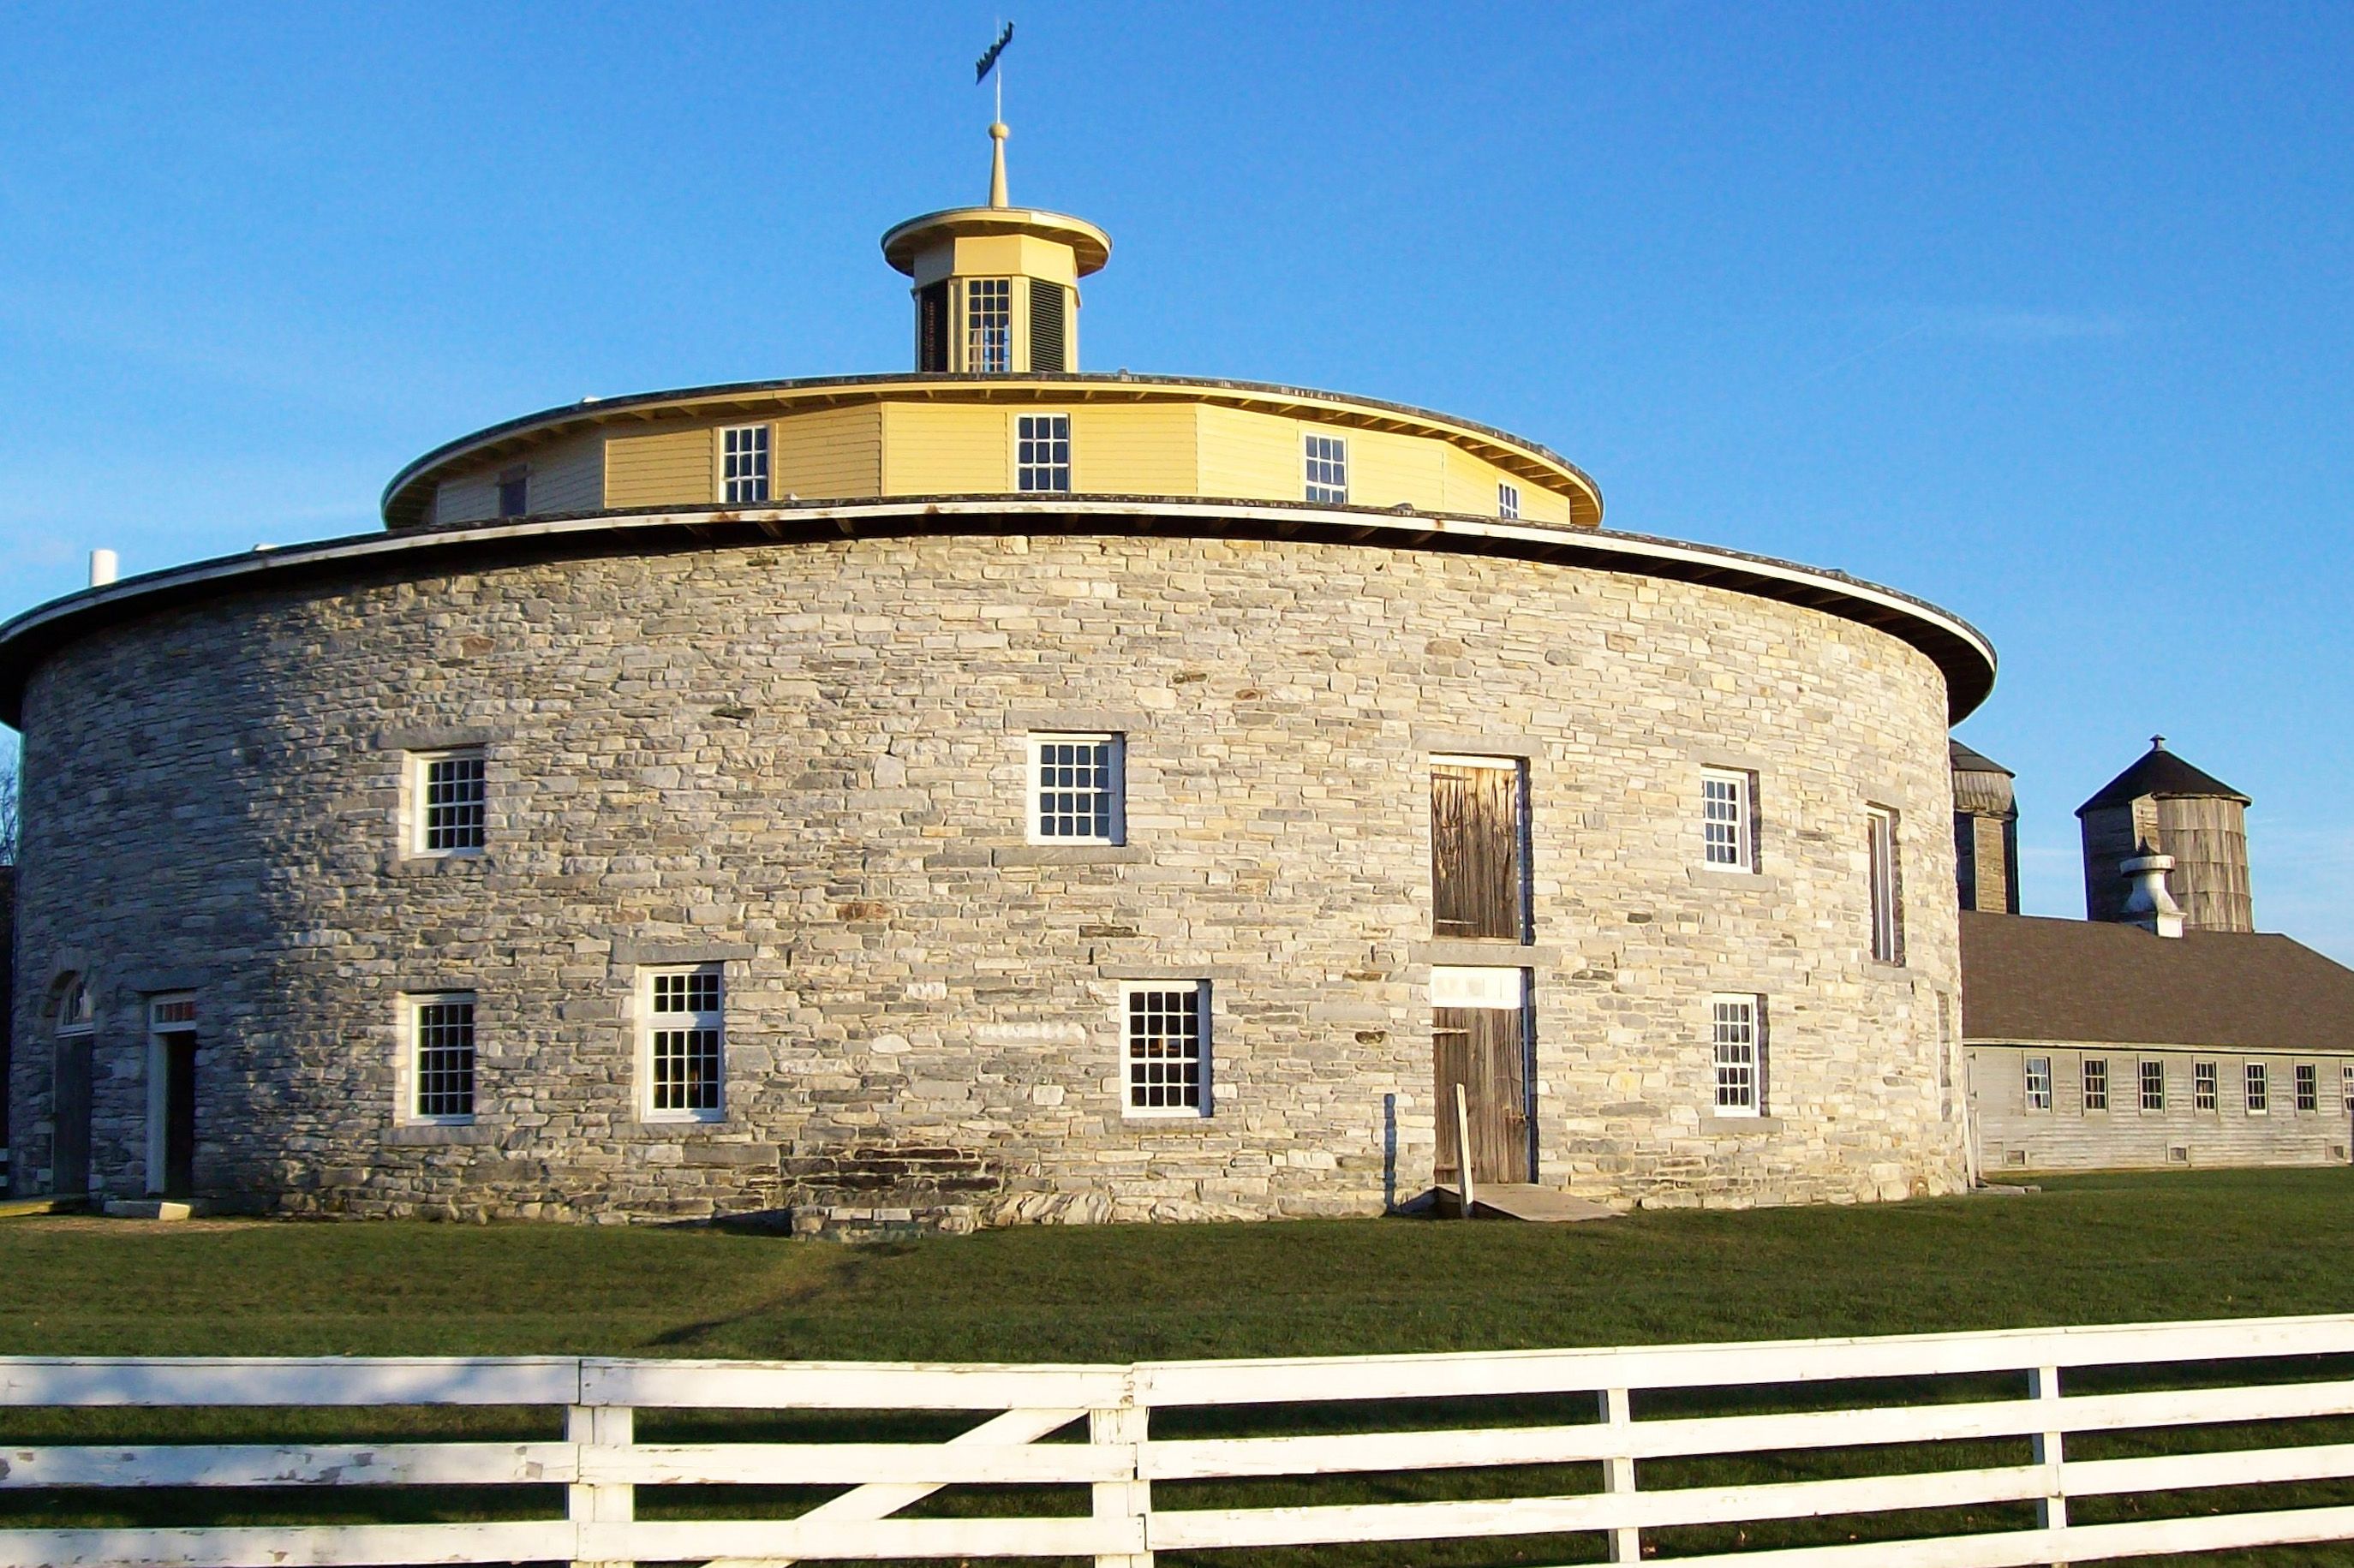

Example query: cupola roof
[2076,736,2250,816]
[880,122,1110,277]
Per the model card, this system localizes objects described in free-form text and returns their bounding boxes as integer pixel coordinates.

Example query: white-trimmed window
[1711,994,1763,1116]
[54,974,93,1036]
[646,967,725,1121]
[966,277,1012,373]
[1867,805,1903,963]
[1304,433,1349,504]
[1027,733,1123,844]
[1702,769,1754,871]
[415,749,487,855]
[2140,1058,2166,1112]
[2195,1060,2219,1112]
[409,994,477,1124]
[2343,1064,2354,1110]
[1123,981,1209,1117]
[2245,1061,2269,1115]
[2297,1063,2318,1112]
[722,425,771,504]
[1017,414,1071,492]
[1497,481,1521,521]
[2082,1058,2108,1112]
[2024,1056,2052,1112]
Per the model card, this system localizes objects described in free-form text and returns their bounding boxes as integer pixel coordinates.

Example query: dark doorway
[51,1037,92,1198]
[1434,1004,1531,1188]
[160,1033,197,1197]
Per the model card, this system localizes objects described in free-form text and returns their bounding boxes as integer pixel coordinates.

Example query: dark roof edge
[0,498,1997,729]
[1949,738,2015,777]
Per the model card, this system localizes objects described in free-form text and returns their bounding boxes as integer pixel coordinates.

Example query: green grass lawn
[6,1169,2354,1565]
[3,1168,2352,1361]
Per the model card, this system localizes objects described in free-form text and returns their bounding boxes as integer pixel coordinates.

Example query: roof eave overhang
[0,498,1996,729]
[880,206,1113,275]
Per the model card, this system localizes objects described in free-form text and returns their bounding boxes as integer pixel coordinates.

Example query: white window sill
[384,852,491,878]
[996,844,1147,867]
[1690,867,1777,891]
[1124,1109,1213,1125]
[385,1122,490,1146]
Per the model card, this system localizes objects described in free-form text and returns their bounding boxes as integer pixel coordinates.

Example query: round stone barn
[1,133,1995,1229]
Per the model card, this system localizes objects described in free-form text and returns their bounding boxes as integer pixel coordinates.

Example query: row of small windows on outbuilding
[2022,1055,2347,1116]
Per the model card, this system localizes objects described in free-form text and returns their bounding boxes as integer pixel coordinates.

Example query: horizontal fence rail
[5,1315,2354,1565]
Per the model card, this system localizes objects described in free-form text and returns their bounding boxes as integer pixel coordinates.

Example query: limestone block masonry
[8,532,1968,1225]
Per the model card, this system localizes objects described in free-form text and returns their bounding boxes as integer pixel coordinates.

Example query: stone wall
[8,530,1969,1223]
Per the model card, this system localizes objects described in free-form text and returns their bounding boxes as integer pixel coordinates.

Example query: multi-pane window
[2344,1064,2354,1110]
[2024,1056,2052,1112]
[722,425,771,504]
[648,968,724,1119]
[417,750,487,854]
[2246,1062,2269,1114]
[2140,1059,2166,1112]
[1028,733,1122,844]
[1712,995,1763,1117]
[2195,1060,2219,1112]
[412,996,476,1122]
[966,277,1012,373]
[2082,1058,2108,1112]
[1702,769,1754,871]
[1304,433,1349,504]
[2297,1063,2319,1112]
[1124,981,1208,1117]
[1497,482,1521,521]
[1867,806,1903,963]
[1017,414,1072,492]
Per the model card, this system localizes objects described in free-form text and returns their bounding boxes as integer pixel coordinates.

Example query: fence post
[1455,1083,1478,1218]
[569,1400,635,1568]
[1091,1387,1152,1568]
[1598,1386,1640,1564]
[2032,1363,2067,1568]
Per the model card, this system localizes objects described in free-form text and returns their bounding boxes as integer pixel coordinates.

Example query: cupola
[880,122,1111,375]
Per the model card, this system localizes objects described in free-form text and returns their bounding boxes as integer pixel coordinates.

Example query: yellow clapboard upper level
[384,375,1603,533]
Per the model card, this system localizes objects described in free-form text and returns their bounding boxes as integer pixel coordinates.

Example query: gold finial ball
[989,122,1009,140]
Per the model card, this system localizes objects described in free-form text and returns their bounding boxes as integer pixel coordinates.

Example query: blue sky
[2,3,2349,957]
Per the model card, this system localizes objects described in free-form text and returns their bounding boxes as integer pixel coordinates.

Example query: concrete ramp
[1436,1183,1620,1223]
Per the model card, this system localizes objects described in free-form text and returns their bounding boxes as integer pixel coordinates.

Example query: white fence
[6,1314,2354,1565]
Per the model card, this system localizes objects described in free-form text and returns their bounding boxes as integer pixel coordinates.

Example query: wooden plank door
[1434,1005,1531,1186]
[1431,761,1525,940]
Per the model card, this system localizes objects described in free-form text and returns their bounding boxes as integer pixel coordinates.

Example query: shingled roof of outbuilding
[1959,911,2354,1052]
[2076,740,2249,815]
[1949,739,2013,777]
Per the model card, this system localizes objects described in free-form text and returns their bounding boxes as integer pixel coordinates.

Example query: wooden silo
[2076,736,2253,933]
